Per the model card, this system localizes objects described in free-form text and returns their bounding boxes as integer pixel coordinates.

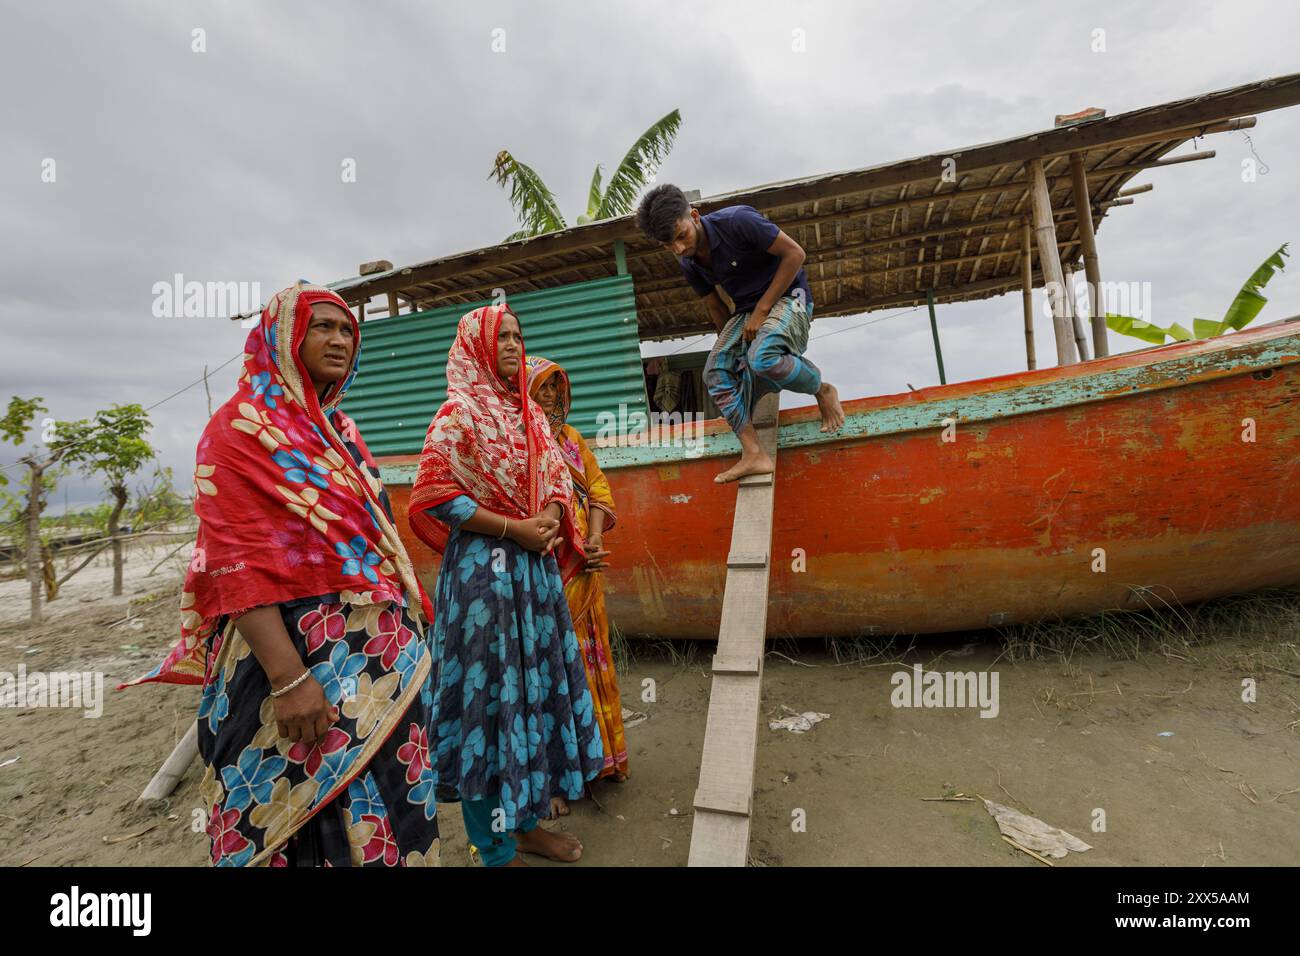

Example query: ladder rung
[726,551,768,569]
[712,654,760,676]
[693,786,752,817]
[737,472,773,487]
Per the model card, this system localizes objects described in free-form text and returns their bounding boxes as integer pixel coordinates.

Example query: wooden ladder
[687,391,780,867]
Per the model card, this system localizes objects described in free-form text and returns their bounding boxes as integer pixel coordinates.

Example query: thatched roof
[330,73,1300,342]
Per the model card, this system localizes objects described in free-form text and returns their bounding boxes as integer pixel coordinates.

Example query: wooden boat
[325,74,1300,639]
[376,316,1300,637]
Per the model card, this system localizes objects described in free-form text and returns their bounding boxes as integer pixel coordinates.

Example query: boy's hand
[742,307,769,342]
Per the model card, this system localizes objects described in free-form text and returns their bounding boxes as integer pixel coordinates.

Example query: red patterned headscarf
[408,304,584,584]
[126,281,431,687]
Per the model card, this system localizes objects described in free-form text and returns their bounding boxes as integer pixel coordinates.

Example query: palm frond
[489,150,567,237]
[595,109,682,220]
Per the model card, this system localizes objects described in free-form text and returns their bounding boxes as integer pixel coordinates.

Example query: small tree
[130,465,188,530]
[73,404,156,597]
[1,397,87,623]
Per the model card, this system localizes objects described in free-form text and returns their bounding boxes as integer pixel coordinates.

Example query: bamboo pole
[1021,220,1036,370]
[138,722,199,803]
[1063,265,1091,360]
[1070,152,1108,357]
[926,289,947,384]
[1027,158,1077,365]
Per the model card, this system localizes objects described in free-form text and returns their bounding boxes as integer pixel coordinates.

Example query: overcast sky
[3,0,1298,509]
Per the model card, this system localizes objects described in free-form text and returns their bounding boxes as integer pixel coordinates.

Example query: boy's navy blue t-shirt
[678,205,813,315]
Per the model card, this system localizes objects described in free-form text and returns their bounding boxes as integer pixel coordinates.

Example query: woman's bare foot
[514,826,583,862]
[545,796,569,819]
[714,449,774,483]
[611,772,628,782]
[504,856,530,867]
[815,382,844,433]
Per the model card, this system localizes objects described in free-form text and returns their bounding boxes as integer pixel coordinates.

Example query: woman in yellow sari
[526,356,628,815]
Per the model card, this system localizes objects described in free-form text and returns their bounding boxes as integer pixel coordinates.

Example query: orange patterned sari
[526,356,628,780]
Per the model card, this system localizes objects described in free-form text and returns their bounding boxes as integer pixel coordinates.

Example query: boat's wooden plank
[688,393,780,867]
[716,569,772,651]
[688,811,751,867]
[712,653,761,675]
[693,675,762,807]
[727,493,776,559]
[693,785,752,817]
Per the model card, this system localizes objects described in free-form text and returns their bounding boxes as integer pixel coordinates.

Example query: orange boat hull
[378,319,1300,638]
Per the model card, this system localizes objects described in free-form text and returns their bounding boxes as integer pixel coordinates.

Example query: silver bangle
[270,669,311,698]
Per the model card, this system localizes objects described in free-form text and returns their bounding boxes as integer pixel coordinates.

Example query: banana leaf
[1192,317,1223,339]
[1218,244,1289,332]
[1105,313,1178,344]
[1107,243,1289,345]
[595,109,682,220]
[578,165,605,225]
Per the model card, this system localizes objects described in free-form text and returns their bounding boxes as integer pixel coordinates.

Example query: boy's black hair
[635,184,692,243]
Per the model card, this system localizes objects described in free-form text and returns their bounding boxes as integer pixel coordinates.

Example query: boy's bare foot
[714,449,774,483]
[545,796,569,819]
[815,382,844,433]
[514,826,583,862]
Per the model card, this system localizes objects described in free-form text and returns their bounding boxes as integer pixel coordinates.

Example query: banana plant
[1106,243,1289,344]
[490,109,682,242]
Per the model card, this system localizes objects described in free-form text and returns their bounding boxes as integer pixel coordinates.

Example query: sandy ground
[1,541,1297,867]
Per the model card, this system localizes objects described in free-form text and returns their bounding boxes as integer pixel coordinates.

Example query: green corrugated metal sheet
[342,275,648,457]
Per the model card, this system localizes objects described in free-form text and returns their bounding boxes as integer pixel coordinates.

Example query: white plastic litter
[768,711,830,733]
[982,799,1092,859]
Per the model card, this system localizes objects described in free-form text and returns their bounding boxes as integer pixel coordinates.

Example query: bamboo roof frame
[327,73,1300,342]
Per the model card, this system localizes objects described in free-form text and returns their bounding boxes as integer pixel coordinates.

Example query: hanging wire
[656,301,928,358]
[809,304,927,341]
[1241,131,1270,175]
[0,351,242,479]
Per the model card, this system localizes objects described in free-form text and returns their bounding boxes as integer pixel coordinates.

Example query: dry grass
[996,587,1300,668]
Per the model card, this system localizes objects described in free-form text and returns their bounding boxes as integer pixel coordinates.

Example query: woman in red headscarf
[127,281,438,868]
[408,304,606,867]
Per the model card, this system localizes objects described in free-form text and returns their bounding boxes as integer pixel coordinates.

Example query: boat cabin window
[641,351,721,422]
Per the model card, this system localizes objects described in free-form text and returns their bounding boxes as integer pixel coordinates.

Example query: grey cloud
[2,0,1298,507]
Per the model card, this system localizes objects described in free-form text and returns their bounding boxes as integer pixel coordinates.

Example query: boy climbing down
[636,184,844,483]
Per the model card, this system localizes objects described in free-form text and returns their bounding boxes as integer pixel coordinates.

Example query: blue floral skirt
[196,596,438,866]
[428,529,605,830]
